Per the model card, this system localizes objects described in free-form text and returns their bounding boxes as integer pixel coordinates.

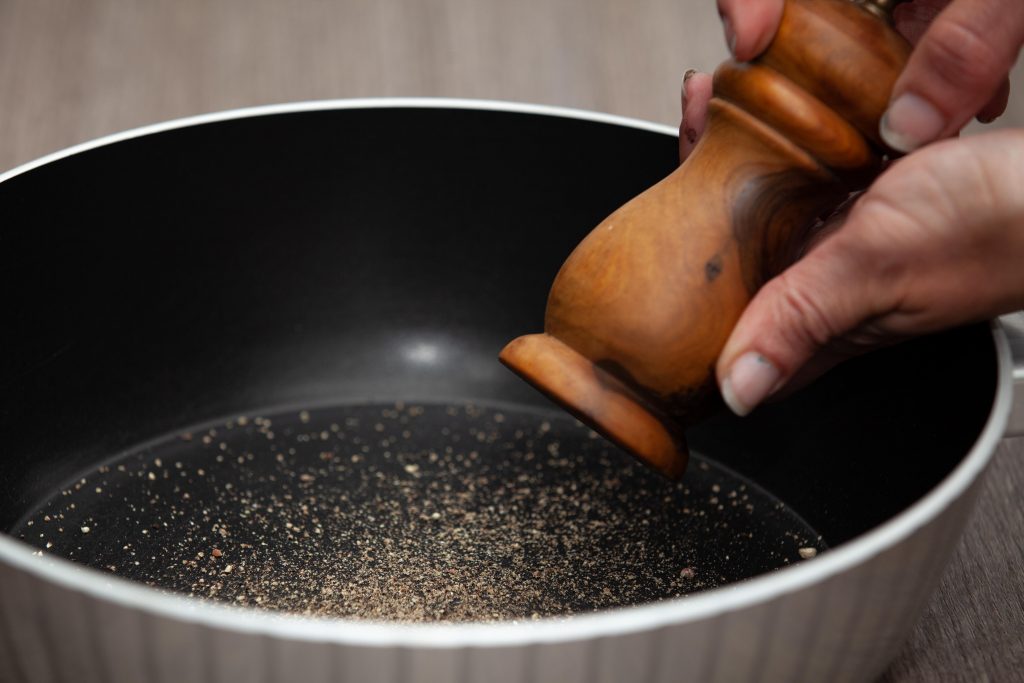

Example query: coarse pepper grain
[15,402,824,622]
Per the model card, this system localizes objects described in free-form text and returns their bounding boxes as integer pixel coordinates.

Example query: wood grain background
[1,1,1022,680]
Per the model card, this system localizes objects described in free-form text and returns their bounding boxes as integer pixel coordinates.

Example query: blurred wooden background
[1,1,1022,680]
[3,0,1017,171]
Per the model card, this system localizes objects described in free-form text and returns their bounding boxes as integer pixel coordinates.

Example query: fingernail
[681,70,696,109]
[720,352,781,417]
[722,15,736,55]
[880,93,944,153]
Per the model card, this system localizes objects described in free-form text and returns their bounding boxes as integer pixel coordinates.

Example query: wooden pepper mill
[500,0,911,478]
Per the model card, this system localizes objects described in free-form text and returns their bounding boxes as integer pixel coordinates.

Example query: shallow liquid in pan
[12,401,824,622]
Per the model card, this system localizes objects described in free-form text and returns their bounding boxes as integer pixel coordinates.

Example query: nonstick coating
[0,106,998,609]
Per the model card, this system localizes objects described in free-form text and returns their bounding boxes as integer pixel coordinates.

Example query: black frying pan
[0,105,996,622]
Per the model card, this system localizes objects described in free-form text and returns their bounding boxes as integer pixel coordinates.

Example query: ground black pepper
[15,402,823,622]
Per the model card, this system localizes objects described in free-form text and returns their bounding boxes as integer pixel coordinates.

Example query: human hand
[717,130,1024,415]
[707,0,1023,152]
[676,0,1024,416]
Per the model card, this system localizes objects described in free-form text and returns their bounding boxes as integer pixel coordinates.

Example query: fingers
[880,0,1024,152]
[713,0,1021,150]
[716,130,1024,417]
[715,209,899,416]
[679,71,713,160]
[976,78,1011,123]
[717,0,785,61]
[717,255,878,417]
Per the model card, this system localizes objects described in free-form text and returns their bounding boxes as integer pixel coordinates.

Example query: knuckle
[850,191,919,236]
[916,18,1007,93]
[838,321,893,352]
[763,272,837,357]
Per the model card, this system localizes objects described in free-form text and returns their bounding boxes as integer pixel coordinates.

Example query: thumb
[880,0,1024,152]
[717,0,785,61]
[715,229,897,417]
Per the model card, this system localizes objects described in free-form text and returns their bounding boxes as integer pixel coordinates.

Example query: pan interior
[11,400,823,622]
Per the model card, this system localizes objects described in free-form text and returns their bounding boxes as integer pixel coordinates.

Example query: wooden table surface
[2,1,1022,680]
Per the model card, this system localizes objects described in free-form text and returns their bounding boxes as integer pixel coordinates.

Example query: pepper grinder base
[500,333,688,479]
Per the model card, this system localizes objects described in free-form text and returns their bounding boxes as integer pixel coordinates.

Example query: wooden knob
[501,0,910,478]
